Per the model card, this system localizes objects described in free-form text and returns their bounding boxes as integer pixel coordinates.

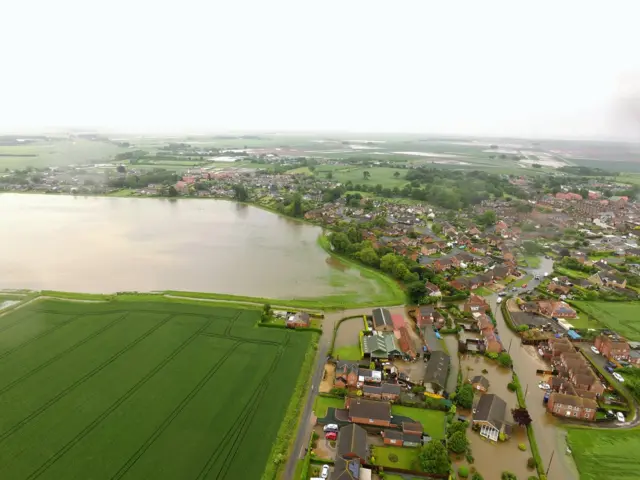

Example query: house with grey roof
[423,351,450,394]
[372,308,394,332]
[472,393,510,442]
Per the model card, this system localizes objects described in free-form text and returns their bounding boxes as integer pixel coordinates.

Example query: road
[281,306,402,480]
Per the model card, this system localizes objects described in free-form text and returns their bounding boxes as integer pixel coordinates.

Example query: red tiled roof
[391,314,405,330]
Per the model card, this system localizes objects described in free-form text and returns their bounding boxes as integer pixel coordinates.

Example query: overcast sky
[1,0,639,139]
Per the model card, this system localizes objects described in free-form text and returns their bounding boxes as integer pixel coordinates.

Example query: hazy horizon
[2,0,639,141]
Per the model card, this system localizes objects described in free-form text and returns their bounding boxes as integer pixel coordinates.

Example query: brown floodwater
[0,194,377,298]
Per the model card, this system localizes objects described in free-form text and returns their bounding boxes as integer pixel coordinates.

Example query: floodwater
[488,258,578,480]
[0,194,378,298]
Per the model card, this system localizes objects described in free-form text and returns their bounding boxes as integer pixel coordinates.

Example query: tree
[511,408,532,427]
[447,420,469,437]
[363,170,371,180]
[501,472,517,480]
[498,352,513,368]
[477,210,497,227]
[329,232,351,253]
[407,281,427,303]
[419,440,450,475]
[455,384,474,409]
[356,247,380,268]
[448,431,469,454]
[232,184,249,201]
[167,185,178,197]
[116,165,126,173]
[471,473,484,480]
[261,303,272,323]
[394,171,400,178]
[326,171,333,179]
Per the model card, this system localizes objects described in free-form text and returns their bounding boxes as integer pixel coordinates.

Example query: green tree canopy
[419,440,450,475]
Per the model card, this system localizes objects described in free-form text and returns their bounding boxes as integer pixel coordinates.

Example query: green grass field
[523,255,541,268]
[333,344,361,361]
[0,139,125,169]
[390,405,446,440]
[313,396,344,417]
[0,298,312,479]
[315,166,409,188]
[371,445,421,470]
[567,427,640,480]
[572,301,640,340]
[512,275,533,288]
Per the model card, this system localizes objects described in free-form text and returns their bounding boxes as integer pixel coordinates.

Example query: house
[472,394,509,442]
[286,312,310,328]
[594,336,630,361]
[362,383,402,401]
[396,326,416,358]
[492,265,510,280]
[424,282,442,296]
[537,300,577,318]
[588,271,628,289]
[362,333,402,359]
[482,329,503,354]
[423,351,450,394]
[346,398,392,427]
[432,258,453,272]
[402,421,423,436]
[463,294,489,314]
[417,306,435,326]
[381,429,422,448]
[358,368,382,384]
[335,362,359,389]
[330,457,364,480]
[547,393,597,421]
[337,424,368,461]
[470,375,490,393]
[372,308,394,332]
[548,282,571,296]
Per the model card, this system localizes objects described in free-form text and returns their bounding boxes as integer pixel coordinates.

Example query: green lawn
[0,297,313,479]
[333,344,361,361]
[473,286,493,297]
[314,396,344,417]
[554,266,591,280]
[371,445,421,470]
[567,427,640,480]
[390,405,446,440]
[572,301,640,340]
[513,275,533,288]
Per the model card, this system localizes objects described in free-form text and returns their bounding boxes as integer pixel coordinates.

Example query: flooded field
[0,194,391,301]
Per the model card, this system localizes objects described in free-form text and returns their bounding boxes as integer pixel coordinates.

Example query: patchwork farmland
[0,299,313,479]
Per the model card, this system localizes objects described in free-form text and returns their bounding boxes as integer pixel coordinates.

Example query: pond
[0,194,389,301]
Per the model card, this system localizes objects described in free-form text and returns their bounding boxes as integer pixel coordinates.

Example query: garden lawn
[333,344,361,361]
[523,255,541,268]
[314,396,345,417]
[513,275,532,288]
[390,405,446,440]
[372,445,421,470]
[473,286,493,297]
[567,427,640,480]
[0,298,313,480]
[572,301,640,340]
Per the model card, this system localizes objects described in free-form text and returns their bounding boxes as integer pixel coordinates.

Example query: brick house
[417,306,435,326]
[548,282,571,296]
[346,398,392,427]
[362,383,402,402]
[594,335,630,361]
[396,326,416,358]
[463,294,489,314]
[547,393,597,421]
[334,362,358,389]
[336,424,368,461]
[381,430,422,448]
[432,258,453,272]
[537,300,577,318]
[286,312,310,328]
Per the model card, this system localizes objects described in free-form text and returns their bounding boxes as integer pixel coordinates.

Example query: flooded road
[0,194,380,299]
[489,255,578,480]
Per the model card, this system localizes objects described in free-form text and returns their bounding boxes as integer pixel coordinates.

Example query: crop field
[314,166,410,187]
[0,299,312,479]
[0,139,125,169]
[571,301,640,340]
[567,427,640,480]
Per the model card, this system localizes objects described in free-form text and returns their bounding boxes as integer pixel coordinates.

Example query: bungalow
[468,226,482,236]
[463,294,490,314]
[547,393,597,421]
[421,245,439,256]
[472,394,509,442]
[594,335,630,361]
[337,424,368,461]
[432,258,453,272]
[330,457,363,480]
[372,308,394,332]
[537,300,577,318]
[492,265,511,280]
[382,430,422,448]
[362,383,402,401]
[588,271,627,289]
[347,398,392,427]
[450,278,470,291]
[425,282,442,297]
[423,351,450,394]
[548,282,571,296]
[286,312,310,328]
[470,375,490,393]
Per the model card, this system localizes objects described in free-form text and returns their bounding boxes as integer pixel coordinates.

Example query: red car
[325,432,337,441]
[521,284,528,288]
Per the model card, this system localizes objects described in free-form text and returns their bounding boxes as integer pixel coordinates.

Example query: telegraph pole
[546,449,555,477]
[508,338,513,353]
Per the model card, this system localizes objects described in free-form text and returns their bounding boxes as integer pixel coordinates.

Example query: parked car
[321,464,330,478]
[323,424,338,432]
[325,432,337,441]
[606,410,615,419]
[613,372,625,383]
[521,284,528,288]
[497,297,502,304]
[605,365,615,374]
[498,291,507,297]
[616,412,626,423]
[591,346,600,355]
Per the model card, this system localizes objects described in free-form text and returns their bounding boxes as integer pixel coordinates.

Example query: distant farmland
[0,299,313,479]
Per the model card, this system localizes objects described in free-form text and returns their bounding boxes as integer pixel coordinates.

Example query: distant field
[315,166,410,187]
[572,301,640,339]
[0,139,125,169]
[567,427,640,480]
[0,298,312,479]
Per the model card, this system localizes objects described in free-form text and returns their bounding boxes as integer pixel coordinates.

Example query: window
[390,439,396,444]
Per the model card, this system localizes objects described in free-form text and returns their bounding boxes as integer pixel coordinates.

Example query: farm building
[372,308,394,332]
[362,333,401,359]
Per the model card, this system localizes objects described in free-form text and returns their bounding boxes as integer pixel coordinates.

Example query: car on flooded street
[616,412,626,423]
[613,372,625,382]
[591,346,600,355]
